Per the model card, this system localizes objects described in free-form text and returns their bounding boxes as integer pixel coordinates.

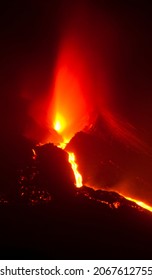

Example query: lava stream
[32,143,152,212]
[58,142,83,188]
[54,119,152,210]
[123,195,152,213]
[54,115,83,188]
[68,152,82,188]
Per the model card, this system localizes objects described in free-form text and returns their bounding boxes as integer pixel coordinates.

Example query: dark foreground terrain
[1,186,152,259]
[0,138,152,260]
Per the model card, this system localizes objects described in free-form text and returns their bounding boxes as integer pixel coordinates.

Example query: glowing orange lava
[124,195,152,213]
[58,141,83,188]
[58,138,83,188]
[54,117,83,188]
[116,190,152,212]
[68,152,82,188]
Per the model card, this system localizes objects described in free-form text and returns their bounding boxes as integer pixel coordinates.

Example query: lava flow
[122,195,152,213]
[53,117,152,210]
[67,152,82,188]
[54,118,83,188]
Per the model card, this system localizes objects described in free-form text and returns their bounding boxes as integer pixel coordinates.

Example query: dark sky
[0,1,152,145]
[0,1,59,142]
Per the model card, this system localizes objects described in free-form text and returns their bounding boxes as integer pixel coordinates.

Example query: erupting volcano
[43,19,152,214]
[1,0,152,260]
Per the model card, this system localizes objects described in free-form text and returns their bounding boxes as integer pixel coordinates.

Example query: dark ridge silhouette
[34,143,75,198]
[66,130,126,187]
[66,121,152,205]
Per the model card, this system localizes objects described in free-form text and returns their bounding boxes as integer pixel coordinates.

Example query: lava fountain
[47,30,92,188]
